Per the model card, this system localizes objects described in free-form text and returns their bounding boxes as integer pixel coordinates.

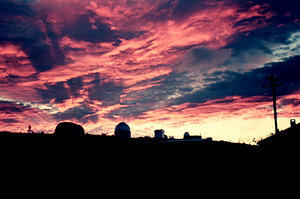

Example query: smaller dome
[184,132,190,139]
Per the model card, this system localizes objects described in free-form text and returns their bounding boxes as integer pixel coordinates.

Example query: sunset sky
[1,0,300,143]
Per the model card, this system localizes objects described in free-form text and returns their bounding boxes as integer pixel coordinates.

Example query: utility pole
[263,73,282,134]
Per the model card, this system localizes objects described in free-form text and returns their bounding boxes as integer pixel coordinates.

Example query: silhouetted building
[183,132,202,140]
[54,122,85,136]
[115,122,131,139]
[154,129,165,139]
[181,132,213,142]
[163,133,212,143]
[290,119,296,127]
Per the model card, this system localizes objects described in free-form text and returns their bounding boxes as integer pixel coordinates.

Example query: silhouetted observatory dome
[54,122,85,137]
[114,122,131,139]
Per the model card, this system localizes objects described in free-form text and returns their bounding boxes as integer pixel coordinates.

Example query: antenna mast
[264,73,282,134]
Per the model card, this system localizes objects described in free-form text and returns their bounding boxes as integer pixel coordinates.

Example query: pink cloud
[23,0,274,95]
[1,0,287,143]
[0,101,55,133]
[0,44,36,78]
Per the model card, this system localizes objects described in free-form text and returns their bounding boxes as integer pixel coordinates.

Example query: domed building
[54,122,85,136]
[114,122,131,139]
[183,132,190,139]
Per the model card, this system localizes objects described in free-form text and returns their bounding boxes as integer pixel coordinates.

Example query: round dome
[114,122,131,139]
[115,122,130,133]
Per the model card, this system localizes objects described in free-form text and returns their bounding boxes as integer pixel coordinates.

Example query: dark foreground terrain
[0,132,260,159]
[1,129,299,180]
[0,130,281,153]
[1,122,300,154]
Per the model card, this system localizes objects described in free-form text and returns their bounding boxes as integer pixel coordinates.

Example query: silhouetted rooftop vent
[114,122,131,139]
[290,119,296,128]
